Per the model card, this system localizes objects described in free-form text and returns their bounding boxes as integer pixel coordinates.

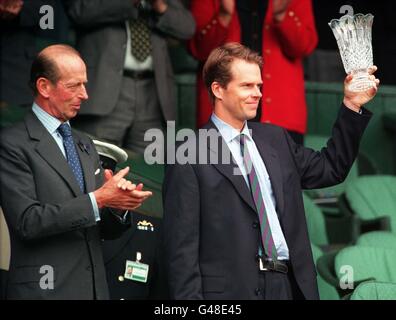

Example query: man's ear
[211,82,224,101]
[36,77,53,99]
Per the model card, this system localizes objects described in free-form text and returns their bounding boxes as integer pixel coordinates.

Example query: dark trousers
[258,269,305,300]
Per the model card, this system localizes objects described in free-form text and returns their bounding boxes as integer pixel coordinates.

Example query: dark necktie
[239,134,278,261]
[58,123,85,192]
[129,17,152,62]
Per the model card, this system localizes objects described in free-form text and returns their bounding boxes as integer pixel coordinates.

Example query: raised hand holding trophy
[329,14,375,92]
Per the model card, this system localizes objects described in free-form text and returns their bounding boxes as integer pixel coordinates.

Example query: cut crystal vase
[329,13,375,92]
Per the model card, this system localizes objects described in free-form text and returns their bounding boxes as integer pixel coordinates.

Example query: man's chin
[246,111,257,120]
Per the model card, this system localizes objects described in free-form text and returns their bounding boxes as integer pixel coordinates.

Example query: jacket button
[255,288,261,296]
[252,221,259,229]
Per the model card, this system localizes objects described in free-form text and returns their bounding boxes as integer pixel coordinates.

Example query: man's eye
[67,84,80,90]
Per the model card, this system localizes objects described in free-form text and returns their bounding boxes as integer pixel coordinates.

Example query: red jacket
[189,0,318,133]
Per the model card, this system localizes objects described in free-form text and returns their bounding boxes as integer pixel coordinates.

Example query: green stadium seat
[350,281,396,300]
[316,249,346,297]
[303,194,329,246]
[335,246,396,292]
[304,134,376,207]
[311,244,340,300]
[341,175,396,235]
[304,192,360,246]
[356,231,396,250]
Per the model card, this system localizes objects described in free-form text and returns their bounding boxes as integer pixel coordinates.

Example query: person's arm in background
[271,0,318,60]
[64,0,138,28]
[189,0,239,61]
[0,0,56,26]
[151,0,195,40]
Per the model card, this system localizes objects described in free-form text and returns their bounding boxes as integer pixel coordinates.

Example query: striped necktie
[239,134,278,261]
[58,123,85,193]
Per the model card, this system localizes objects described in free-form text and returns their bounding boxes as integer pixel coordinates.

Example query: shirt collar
[32,102,70,135]
[211,112,253,143]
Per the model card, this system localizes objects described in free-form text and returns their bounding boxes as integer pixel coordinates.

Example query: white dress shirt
[211,113,290,260]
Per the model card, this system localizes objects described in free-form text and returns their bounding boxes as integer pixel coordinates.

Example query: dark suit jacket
[0,0,69,106]
[163,105,372,300]
[103,212,168,300]
[0,111,130,299]
[65,0,195,121]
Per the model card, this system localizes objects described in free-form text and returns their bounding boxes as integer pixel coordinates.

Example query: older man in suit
[0,44,152,299]
[65,0,195,154]
[163,43,379,300]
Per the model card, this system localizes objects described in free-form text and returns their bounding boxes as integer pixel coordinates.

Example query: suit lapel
[74,134,95,193]
[203,121,257,214]
[25,111,83,197]
[252,127,285,215]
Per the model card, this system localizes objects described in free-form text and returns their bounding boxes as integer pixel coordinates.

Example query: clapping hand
[94,166,153,211]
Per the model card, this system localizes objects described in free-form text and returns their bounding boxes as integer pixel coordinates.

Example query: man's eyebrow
[65,80,88,85]
[240,81,263,85]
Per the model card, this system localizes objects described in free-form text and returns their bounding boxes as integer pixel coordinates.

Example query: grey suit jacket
[65,0,195,121]
[0,111,130,299]
[0,0,72,107]
[0,0,56,106]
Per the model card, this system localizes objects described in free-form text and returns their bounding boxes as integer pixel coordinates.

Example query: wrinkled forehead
[55,55,87,80]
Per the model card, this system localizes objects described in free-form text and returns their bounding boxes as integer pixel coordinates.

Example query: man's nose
[253,86,262,98]
[79,85,88,100]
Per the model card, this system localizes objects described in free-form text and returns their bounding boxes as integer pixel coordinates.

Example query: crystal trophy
[329,13,375,92]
